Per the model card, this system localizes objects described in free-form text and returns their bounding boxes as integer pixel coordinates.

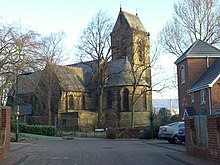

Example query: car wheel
[168,139,174,144]
[174,135,179,144]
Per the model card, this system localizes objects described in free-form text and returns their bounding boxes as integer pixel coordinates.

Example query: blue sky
[0,0,175,44]
[0,0,178,99]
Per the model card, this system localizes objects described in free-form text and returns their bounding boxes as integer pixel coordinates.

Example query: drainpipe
[206,56,209,68]
[208,87,212,114]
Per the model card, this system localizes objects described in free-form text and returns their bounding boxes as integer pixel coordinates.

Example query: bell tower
[111,8,150,65]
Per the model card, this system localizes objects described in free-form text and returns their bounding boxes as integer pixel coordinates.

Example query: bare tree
[123,39,169,128]
[158,0,220,57]
[35,31,67,67]
[76,11,113,127]
[0,22,39,105]
[33,32,67,125]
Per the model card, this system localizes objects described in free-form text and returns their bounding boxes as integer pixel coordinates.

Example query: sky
[0,0,178,99]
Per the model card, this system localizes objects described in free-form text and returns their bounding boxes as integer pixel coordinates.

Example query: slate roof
[106,57,149,87]
[188,58,220,92]
[18,71,42,94]
[53,65,85,92]
[184,107,208,118]
[70,60,97,87]
[174,39,220,64]
[122,11,146,32]
[184,107,196,116]
[18,65,85,94]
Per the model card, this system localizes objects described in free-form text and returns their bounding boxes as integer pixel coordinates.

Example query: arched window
[138,40,144,62]
[123,88,129,112]
[180,65,186,84]
[95,93,98,110]
[107,91,112,109]
[116,89,121,112]
[82,95,86,110]
[69,94,74,109]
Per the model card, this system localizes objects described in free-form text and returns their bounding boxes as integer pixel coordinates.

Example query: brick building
[175,39,220,119]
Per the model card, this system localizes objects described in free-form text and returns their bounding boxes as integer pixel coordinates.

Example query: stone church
[13,9,152,130]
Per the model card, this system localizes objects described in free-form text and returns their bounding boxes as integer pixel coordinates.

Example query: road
[1,138,217,165]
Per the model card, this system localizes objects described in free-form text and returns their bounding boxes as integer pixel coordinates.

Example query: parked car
[177,126,185,143]
[158,122,184,144]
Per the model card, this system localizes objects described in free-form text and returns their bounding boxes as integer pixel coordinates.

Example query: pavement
[144,140,218,165]
[0,134,219,165]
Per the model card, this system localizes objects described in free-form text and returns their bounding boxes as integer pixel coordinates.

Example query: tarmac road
[0,137,218,165]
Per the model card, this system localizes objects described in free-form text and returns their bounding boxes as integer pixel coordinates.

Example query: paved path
[0,138,218,165]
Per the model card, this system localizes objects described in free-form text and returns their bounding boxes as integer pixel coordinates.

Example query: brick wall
[0,107,10,160]
[177,57,217,119]
[185,115,220,162]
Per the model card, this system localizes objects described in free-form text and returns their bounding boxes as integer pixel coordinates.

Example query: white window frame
[180,65,186,84]
[200,89,206,104]
[191,93,195,103]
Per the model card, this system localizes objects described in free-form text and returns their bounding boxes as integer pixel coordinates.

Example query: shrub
[106,127,142,139]
[139,126,159,139]
[106,130,116,139]
[19,123,56,136]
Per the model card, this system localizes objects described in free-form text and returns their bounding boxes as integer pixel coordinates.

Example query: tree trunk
[97,86,103,128]
[131,104,134,128]
[48,88,51,125]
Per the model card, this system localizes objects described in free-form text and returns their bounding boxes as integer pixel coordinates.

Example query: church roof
[54,65,85,92]
[188,58,220,92]
[113,9,147,32]
[70,60,97,87]
[18,65,85,94]
[122,11,146,32]
[18,71,43,94]
[106,58,149,87]
[174,39,220,64]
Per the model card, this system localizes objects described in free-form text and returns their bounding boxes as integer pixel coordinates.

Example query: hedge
[19,123,56,136]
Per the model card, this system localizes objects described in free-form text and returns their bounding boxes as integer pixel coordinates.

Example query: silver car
[158,122,184,144]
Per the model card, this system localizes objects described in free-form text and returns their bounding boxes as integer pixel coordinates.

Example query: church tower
[111,8,151,85]
[111,8,150,63]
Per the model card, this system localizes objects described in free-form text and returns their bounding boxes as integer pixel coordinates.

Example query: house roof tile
[188,58,220,92]
[174,39,220,64]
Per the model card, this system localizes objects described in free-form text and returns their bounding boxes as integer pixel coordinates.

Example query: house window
[180,65,186,84]
[107,91,112,109]
[123,88,129,112]
[69,95,74,109]
[200,90,206,104]
[191,93,195,103]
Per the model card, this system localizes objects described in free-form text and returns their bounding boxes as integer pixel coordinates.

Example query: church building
[13,9,152,130]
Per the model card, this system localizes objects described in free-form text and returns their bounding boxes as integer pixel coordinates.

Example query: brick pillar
[0,107,10,160]
[185,115,220,163]
[185,117,194,155]
[207,116,220,162]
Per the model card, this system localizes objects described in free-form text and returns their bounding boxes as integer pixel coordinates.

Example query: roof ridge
[120,10,146,32]
[122,11,137,17]
[175,39,220,64]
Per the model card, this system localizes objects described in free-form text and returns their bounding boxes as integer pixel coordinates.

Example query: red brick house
[175,39,220,119]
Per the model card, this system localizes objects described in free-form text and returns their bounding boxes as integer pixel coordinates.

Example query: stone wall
[185,115,220,162]
[0,107,10,160]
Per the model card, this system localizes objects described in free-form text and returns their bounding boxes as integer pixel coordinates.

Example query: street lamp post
[15,74,19,142]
